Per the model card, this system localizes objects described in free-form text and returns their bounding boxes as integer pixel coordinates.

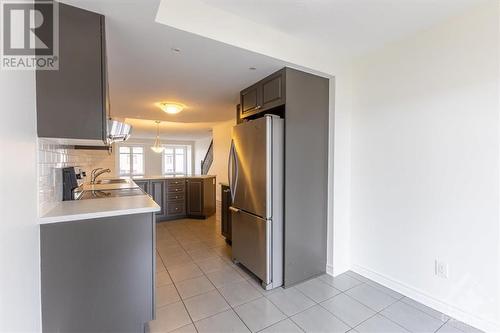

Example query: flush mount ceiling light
[157,102,185,115]
[151,121,164,153]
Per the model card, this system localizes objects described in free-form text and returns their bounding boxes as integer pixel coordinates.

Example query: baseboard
[352,264,500,333]
[326,264,334,275]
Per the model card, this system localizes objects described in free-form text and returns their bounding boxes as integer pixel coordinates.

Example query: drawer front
[167,179,184,187]
[167,184,185,193]
[167,202,185,216]
[167,193,185,202]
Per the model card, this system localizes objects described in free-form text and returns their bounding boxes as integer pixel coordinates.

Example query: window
[119,146,144,176]
[163,146,187,175]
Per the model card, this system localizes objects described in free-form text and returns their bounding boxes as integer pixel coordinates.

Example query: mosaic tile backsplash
[38,139,115,216]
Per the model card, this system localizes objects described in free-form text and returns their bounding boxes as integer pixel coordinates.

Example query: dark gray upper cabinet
[241,85,259,115]
[261,70,285,110]
[36,3,109,142]
[240,69,285,119]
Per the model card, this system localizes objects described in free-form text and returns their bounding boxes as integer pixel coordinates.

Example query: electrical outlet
[435,259,449,279]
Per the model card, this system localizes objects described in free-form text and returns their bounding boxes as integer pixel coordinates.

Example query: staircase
[201,140,213,175]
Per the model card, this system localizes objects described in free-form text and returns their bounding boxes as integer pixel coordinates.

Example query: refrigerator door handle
[233,142,239,202]
[229,206,240,213]
[227,140,232,199]
[227,139,236,201]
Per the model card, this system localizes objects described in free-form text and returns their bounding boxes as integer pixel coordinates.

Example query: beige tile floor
[147,214,483,333]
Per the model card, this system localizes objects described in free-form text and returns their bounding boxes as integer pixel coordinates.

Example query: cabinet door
[36,3,106,141]
[261,70,285,111]
[135,180,149,194]
[150,180,166,220]
[239,68,286,120]
[240,84,260,116]
[187,179,203,217]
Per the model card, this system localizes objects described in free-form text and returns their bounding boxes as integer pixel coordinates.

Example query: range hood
[107,119,132,143]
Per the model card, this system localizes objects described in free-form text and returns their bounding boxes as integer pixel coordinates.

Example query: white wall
[0,71,41,330]
[211,119,235,200]
[194,136,213,174]
[350,3,500,331]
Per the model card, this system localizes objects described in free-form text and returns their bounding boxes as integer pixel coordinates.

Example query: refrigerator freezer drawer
[231,209,270,284]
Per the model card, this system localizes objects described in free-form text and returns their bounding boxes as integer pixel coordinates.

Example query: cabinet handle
[255,105,262,110]
[223,189,231,193]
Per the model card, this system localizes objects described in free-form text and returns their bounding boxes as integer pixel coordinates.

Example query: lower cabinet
[150,180,167,221]
[135,180,149,193]
[187,178,203,217]
[166,179,186,219]
[187,178,216,219]
[137,177,216,222]
[40,213,155,332]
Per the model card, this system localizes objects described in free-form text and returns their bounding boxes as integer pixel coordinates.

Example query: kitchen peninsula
[39,179,160,333]
[133,175,216,221]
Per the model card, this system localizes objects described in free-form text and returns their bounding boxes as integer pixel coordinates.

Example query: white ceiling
[124,118,217,140]
[200,0,487,58]
[61,0,286,138]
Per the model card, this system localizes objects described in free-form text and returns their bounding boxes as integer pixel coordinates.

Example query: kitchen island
[39,180,160,333]
[133,175,216,222]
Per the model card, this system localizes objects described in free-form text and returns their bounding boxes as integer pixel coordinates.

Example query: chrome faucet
[90,168,111,184]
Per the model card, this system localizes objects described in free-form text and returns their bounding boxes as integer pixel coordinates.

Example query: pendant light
[151,121,164,153]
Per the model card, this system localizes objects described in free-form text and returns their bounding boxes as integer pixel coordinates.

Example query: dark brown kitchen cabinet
[136,177,215,222]
[221,184,232,244]
[150,180,167,221]
[261,70,285,110]
[166,179,186,219]
[241,85,259,115]
[36,3,109,143]
[186,178,216,219]
[186,179,203,216]
[240,69,285,120]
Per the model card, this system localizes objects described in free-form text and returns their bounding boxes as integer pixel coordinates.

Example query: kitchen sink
[96,179,130,184]
[78,188,145,200]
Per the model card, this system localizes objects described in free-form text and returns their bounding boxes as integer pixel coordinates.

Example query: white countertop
[39,179,160,224]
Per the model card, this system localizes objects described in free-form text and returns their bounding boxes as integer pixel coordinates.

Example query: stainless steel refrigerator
[228,115,284,290]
